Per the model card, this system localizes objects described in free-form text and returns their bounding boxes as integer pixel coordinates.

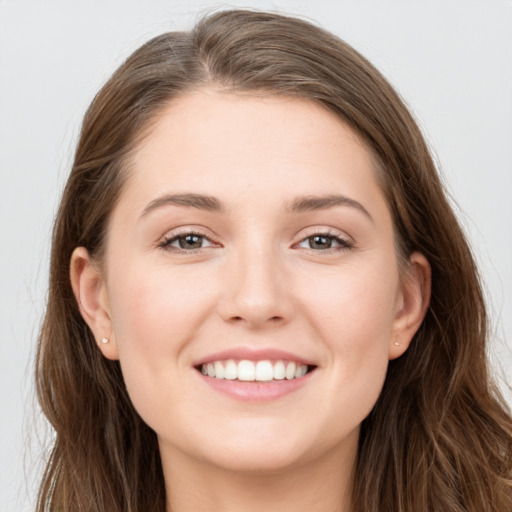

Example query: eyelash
[296,231,353,252]
[159,231,219,254]
[158,230,353,254]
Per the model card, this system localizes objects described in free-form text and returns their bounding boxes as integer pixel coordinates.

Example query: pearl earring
[101,337,109,344]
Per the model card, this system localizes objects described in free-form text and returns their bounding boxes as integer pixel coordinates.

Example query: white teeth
[285,362,296,380]
[214,361,224,379]
[255,360,274,381]
[238,360,256,381]
[200,359,309,382]
[224,359,237,380]
[273,360,285,380]
[295,364,307,378]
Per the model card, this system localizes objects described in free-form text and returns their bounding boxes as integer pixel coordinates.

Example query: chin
[187,416,349,475]
[205,441,310,475]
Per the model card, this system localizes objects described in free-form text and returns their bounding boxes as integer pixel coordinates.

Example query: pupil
[179,234,202,249]
[311,235,331,249]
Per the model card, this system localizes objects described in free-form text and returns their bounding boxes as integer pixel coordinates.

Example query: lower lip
[197,371,314,402]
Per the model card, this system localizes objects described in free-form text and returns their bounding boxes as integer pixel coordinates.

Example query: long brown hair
[36,9,512,511]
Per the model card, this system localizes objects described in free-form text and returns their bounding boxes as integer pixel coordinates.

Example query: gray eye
[299,235,340,250]
[307,235,333,250]
[163,233,216,251]
[297,233,351,251]
[178,234,204,249]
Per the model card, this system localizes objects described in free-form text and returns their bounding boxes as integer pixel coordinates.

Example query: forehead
[116,89,389,225]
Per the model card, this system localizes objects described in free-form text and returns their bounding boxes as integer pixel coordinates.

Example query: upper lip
[193,347,316,367]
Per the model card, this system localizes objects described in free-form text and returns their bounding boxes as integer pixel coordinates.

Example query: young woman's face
[80,90,428,475]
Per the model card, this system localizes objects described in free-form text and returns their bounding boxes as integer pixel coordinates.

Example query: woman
[35,9,512,512]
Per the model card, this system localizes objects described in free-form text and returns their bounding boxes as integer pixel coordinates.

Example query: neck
[160,432,357,512]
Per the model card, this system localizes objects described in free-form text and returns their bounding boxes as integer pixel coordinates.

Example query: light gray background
[1,1,511,510]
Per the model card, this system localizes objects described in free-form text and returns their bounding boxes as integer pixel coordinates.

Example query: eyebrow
[139,192,373,222]
[140,193,224,218]
[286,194,373,222]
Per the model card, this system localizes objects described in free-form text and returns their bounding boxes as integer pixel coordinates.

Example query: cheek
[109,260,216,345]
[105,262,218,416]
[301,258,398,342]
[298,261,397,411]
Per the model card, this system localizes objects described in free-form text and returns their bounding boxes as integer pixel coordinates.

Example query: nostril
[224,309,289,327]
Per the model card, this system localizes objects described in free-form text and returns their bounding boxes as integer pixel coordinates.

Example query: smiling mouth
[196,359,316,382]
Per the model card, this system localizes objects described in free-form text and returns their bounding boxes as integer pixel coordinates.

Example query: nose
[217,246,295,329]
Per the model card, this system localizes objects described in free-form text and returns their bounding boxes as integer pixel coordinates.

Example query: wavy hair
[36,9,512,511]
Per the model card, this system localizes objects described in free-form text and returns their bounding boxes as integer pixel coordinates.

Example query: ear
[389,252,431,360]
[70,247,119,360]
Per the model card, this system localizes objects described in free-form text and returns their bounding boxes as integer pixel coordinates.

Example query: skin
[71,89,430,512]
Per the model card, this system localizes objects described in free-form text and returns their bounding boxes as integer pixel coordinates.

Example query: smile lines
[200,360,310,382]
